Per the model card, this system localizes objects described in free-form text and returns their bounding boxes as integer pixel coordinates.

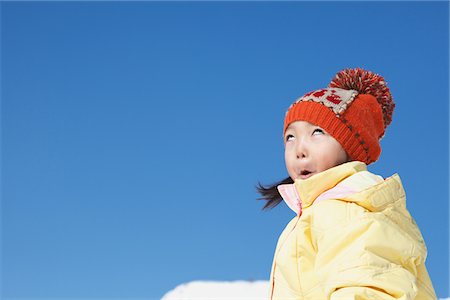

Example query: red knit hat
[283,68,395,164]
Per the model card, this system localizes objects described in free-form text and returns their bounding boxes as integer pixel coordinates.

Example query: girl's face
[284,121,348,181]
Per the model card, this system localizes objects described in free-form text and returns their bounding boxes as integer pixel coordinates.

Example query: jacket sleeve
[310,199,428,300]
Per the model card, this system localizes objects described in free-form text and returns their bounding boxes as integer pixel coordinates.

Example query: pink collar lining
[277,183,357,215]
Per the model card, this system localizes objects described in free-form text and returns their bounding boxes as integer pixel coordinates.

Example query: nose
[295,139,308,159]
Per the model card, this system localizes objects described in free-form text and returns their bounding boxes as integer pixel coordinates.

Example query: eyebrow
[285,125,296,133]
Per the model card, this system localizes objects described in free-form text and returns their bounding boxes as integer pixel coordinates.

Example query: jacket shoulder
[310,178,428,261]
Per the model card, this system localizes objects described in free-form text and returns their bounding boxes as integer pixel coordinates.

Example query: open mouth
[299,170,314,180]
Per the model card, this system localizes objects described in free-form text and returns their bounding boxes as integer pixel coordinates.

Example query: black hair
[256,176,293,210]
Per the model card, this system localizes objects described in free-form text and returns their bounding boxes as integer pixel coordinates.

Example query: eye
[312,128,325,135]
[285,134,295,142]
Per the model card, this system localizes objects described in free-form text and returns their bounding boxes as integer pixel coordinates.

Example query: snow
[161,280,269,299]
[162,280,449,300]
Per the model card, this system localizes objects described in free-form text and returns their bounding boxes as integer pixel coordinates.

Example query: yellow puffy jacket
[269,161,436,299]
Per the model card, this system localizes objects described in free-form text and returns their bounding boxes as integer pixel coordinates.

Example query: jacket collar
[296,161,367,208]
[278,161,367,214]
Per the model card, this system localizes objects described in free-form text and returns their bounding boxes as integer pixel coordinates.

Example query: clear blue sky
[1,2,448,299]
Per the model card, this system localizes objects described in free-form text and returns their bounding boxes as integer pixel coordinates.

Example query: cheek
[284,152,292,169]
[332,143,348,163]
[284,150,296,178]
[329,147,348,165]
[340,150,349,163]
[318,143,347,168]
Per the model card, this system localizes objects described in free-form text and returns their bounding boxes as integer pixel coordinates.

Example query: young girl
[258,68,437,299]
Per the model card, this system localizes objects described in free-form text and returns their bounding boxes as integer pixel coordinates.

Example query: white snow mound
[162,280,449,300]
[161,280,269,299]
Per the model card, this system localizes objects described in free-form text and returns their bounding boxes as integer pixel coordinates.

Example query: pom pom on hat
[329,68,395,128]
